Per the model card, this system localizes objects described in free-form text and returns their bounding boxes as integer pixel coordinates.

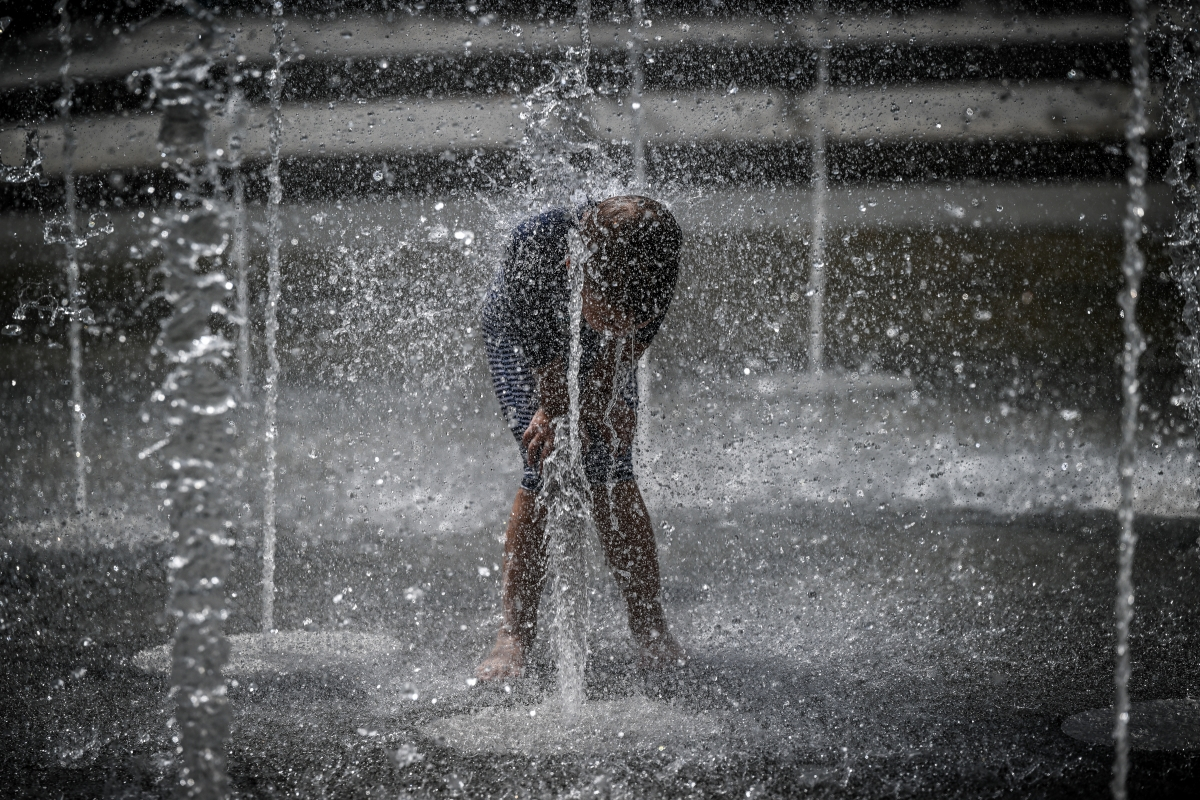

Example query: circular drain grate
[1062,699,1200,751]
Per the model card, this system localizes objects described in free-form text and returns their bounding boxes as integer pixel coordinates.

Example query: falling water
[56,1,88,515]
[628,0,647,190]
[226,87,251,395]
[261,1,286,634]
[806,1,830,374]
[141,3,241,796]
[0,130,42,184]
[519,0,596,202]
[1112,1,1151,798]
[540,231,593,714]
[517,0,596,710]
[1166,6,1200,430]
[627,0,651,448]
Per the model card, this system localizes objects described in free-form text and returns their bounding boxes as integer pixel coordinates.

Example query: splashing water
[141,2,243,796]
[628,0,647,190]
[807,0,830,375]
[225,84,251,396]
[1167,7,1200,428]
[261,0,287,635]
[514,0,599,712]
[538,229,595,714]
[53,1,88,515]
[8,294,95,329]
[0,130,43,184]
[1112,1,1151,797]
[518,0,597,205]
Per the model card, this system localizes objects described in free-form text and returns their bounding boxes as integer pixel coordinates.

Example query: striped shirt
[480,206,670,376]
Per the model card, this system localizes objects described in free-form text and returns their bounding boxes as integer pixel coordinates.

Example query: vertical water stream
[261,1,286,634]
[1112,1,1151,797]
[542,230,592,714]
[56,1,88,515]
[806,1,829,375]
[628,0,651,455]
[227,87,251,396]
[628,0,647,190]
[1167,6,1200,431]
[145,3,242,795]
[521,0,596,712]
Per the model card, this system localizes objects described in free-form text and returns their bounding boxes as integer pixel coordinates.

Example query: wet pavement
[3,498,1199,798]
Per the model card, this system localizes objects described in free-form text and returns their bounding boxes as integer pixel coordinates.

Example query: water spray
[628,0,647,191]
[520,0,597,711]
[0,130,43,184]
[1167,5,1200,434]
[628,0,651,451]
[226,86,252,397]
[541,232,592,713]
[807,0,830,375]
[261,1,287,635]
[55,0,88,515]
[142,2,242,795]
[1111,1,1151,797]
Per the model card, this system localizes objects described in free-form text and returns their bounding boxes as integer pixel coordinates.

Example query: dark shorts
[483,320,638,493]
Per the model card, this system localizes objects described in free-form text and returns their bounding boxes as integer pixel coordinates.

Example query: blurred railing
[0,7,1163,200]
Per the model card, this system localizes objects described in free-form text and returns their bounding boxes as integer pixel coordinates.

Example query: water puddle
[134,630,406,678]
[422,696,728,756]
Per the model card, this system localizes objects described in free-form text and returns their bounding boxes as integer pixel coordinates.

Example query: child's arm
[580,337,646,453]
[524,338,650,467]
[522,360,568,469]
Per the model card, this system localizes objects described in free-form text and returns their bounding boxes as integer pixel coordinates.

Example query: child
[477,195,686,681]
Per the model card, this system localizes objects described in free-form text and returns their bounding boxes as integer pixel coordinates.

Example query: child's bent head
[580,195,682,333]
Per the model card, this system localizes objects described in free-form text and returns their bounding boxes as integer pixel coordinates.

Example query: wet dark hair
[580,195,682,323]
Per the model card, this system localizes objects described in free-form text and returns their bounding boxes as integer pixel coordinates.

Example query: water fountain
[260,0,286,635]
[512,0,600,713]
[226,84,251,396]
[142,3,241,795]
[627,0,647,191]
[1057,0,1200,784]
[1111,3,1151,796]
[541,232,591,713]
[55,1,88,516]
[1168,5,1200,425]
[806,0,830,376]
[5,3,1200,798]
[0,130,41,185]
[627,0,653,453]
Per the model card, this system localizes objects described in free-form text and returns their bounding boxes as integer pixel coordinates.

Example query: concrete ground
[2,498,1198,798]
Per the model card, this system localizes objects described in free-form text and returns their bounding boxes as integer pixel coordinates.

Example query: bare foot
[634,627,687,671]
[476,631,527,682]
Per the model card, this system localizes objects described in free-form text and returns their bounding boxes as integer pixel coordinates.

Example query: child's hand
[523,407,596,470]
[522,407,556,469]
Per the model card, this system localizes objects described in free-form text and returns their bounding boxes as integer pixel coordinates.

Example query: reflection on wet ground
[3,499,1198,797]
[2,306,1198,796]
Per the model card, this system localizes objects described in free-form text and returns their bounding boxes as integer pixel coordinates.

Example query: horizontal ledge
[1,82,1152,177]
[0,11,1130,91]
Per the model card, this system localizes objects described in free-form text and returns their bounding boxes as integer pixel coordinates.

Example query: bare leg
[592,480,686,668]
[477,487,549,681]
